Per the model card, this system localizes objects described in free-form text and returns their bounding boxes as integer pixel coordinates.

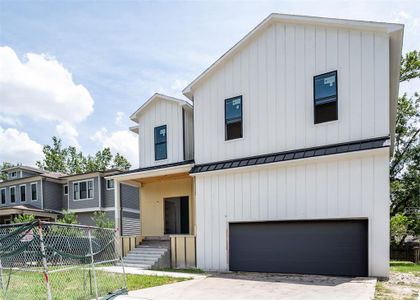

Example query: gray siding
[0,180,42,208]
[68,177,100,209]
[103,178,115,208]
[7,170,39,180]
[122,210,140,236]
[120,184,139,210]
[43,181,63,211]
[76,211,115,227]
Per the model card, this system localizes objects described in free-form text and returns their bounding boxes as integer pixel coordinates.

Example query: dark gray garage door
[229,220,368,277]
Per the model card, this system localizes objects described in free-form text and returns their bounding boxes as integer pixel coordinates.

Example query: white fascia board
[108,164,194,182]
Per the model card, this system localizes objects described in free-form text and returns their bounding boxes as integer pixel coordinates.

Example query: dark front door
[164,196,189,234]
[229,220,368,277]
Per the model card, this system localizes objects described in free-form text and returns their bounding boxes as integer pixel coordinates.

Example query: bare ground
[375,272,420,300]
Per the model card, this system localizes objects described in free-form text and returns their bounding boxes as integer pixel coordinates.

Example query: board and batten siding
[183,107,194,161]
[137,98,185,168]
[193,23,390,164]
[194,149,389,277]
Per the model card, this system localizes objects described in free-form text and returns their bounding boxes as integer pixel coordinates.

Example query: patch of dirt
[376,272,420,300]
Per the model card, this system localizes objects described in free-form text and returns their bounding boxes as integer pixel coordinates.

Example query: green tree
[34,136,131,175]
[91,211,114,228]
[12,214,36,224]
[390,213,412,247]
[390,50,420,235]
[0,162,16,181]
[58,210,79,224]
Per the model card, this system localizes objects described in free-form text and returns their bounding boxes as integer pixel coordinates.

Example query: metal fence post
[88,228,99,300]
[38,222,52,300]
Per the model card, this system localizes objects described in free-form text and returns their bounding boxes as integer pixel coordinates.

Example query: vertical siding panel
[267,25,276,153]
[242,172,251,220]
[304,26,316,146]
[315,163,328,216]
[349,31,362,140]
[250,170,260,220]
[295,164,306,217]
[258,32,268,154]
[267,168,277,219]
[286,166,296,217]
[295,24,306,148]
[249,41,258,158]
[349,159,362,215]
[211,175,219,270]
[374,33,389,137]
[326,28,339,144]
[203,177,212,269]
[277,167,287,218]
[315,27,327,145]
[234,173,242,220]
[258,170,269,219]
[305,164,316,217]
[361,156,374,216]
[219,175,227,270]
[232,54,242,156]
[275,24,287,151]
[337,160,350,216]
[285,25,296,149]
[240,47,250,156]
[338,29,350,142]
[195,177,205,269]
[327,161,338,217]
[361,32,375,138]
[226,175,235,220]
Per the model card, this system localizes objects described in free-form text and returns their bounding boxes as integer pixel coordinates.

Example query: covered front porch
[0,205,59,224]
[113,162,196,269]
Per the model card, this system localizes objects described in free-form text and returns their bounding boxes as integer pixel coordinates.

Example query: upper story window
[10,186,16,203]
[10,172,17,179]
[314,71,338,124]
[64,185,68,195]
[225,96,243,140]
[0,189,5,205]
[106,179,115,190]
[73,180,94,200]
[31,183,37,201]
[154,125,167,160]
[20,185,26,202]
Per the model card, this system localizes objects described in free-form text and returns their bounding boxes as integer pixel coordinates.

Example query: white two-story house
[113,14,403,278]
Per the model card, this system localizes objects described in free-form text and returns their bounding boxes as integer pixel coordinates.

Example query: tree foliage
[390,213,412,247]
[36,137,131,175]
[58,210,79,224]
[91,211,114,229]
[12,214,36,224]
[390,50,420,236]
[0,162,18,181]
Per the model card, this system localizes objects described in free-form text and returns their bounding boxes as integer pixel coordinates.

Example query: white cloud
[0,127,43,166]
[0,46,94,147]
[115,111,125,127]
[56,122,80,149]
[91,128,138,167]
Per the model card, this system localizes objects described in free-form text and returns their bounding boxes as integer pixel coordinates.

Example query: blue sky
[0,0,419,167]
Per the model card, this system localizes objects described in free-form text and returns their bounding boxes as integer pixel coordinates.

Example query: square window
[314,71,338,124]
[225,96,243,140]
[106,179,115,190]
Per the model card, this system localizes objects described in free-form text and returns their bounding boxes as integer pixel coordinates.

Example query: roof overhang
[129,93,193,122]
[0,207,60,218]
[109,163,194,182]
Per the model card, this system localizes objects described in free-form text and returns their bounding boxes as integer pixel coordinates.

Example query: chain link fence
[0,220,127,300]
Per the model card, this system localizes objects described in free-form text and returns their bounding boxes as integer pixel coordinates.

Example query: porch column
[114,179,122,256]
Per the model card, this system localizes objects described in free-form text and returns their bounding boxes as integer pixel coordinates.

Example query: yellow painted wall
[140,177,195,237]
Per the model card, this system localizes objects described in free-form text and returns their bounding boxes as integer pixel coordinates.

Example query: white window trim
[0,188,6,205]
[30,182,38,201]
[106,179,115,190]
[10,172,17,179]
[63,184,68,195]
[10,186,16,203]
[19,184,27,202]
[73,179,94,201]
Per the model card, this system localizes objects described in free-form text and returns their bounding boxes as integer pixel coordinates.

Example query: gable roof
[2,165,44,174]
[130,93,192,122]
[181,13,403,151]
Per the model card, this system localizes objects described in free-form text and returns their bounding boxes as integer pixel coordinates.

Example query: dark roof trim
[190,136,390,174]
[117,160,195,176]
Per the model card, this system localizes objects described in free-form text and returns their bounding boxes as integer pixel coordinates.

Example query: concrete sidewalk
[116,272,377,300]
[98,266,206,279]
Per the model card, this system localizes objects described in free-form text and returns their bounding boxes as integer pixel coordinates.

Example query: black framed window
[106,179,115,190]
[0,189,5,204]
[225,96,243,140]
[314,71,338,124]
[64,185,68,195]
[20,185,26,202]
[10,187,16,203]
[31,183,37,201]
[154,125,167,160]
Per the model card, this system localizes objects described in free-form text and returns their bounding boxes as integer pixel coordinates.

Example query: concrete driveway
[117,272,377,300]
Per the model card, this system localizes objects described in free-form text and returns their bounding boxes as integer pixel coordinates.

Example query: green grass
[0,269,188,300]
[390,260,420,276]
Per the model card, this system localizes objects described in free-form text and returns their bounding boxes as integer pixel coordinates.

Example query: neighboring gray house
[0,166,140,236]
